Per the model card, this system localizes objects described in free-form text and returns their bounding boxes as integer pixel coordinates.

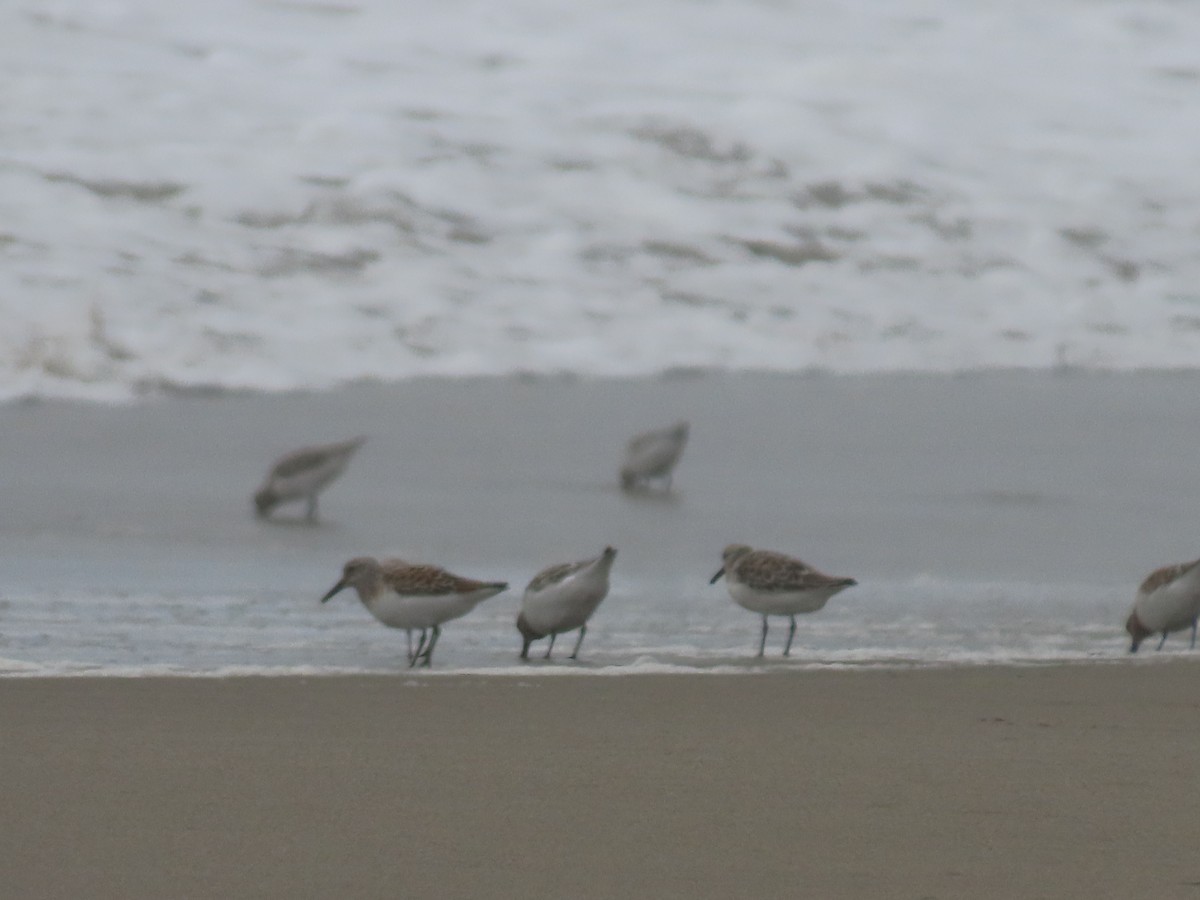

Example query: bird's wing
[625,430,662,454]
[1138,559,1200,596]
[737,550,846,592]
[526,559,590,593]
[382,562,496,595]
[270,437,364,479]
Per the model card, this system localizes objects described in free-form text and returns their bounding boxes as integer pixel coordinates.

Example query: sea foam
[3,0,1199,401]
[0,577,1135,677]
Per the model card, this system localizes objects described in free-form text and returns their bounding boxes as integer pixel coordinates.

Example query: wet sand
[5,663,1200,899]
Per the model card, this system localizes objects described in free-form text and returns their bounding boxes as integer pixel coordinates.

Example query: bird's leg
[409,629,429,668]
[757,617,768,657]
[1192,618,1198,650]
[569,625,587,660]
[419,625,441,667]
[520,636,533,660]
[305,494,319,524]
[406,630,414,664]
[1157,631,1168,651]
[784,616,797,657]
[544,633,557,660]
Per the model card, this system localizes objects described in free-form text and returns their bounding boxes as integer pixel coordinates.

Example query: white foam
[3,0,1200,401]
[0,576,1143,677]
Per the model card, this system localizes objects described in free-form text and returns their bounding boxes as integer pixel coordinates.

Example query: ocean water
[3,0,1200,402]
[2,1,1196,675]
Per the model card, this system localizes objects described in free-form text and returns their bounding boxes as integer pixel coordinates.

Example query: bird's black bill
[320,580,347,603]
[709,567,726,585]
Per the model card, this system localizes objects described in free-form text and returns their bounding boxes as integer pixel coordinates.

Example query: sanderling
[710,544,856,657]
[518,546,617,661]
[1125,558,1200,652]
[321,556,508,667]
[619,421,688,491]
[254,436,366,523]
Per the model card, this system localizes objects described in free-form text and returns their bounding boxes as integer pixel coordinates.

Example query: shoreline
[15,363,1200,407]
[0,652,1174,679]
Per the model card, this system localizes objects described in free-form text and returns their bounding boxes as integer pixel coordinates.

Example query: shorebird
[321,556,508,667]
[1125,558,1200,653]
[710,544,857,657]
[254,436,366,523]
[518,546,617,661]
[619,421,689,491]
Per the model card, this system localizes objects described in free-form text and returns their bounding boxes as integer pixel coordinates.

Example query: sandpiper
[1125,558,1200,653]
[254,436,366,523]
[710,544,856,657]
[518,546,617,661]
[619,421,689,491]
[321,556,508,667]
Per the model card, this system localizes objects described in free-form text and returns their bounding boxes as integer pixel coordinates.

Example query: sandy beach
[4,663,1200,899]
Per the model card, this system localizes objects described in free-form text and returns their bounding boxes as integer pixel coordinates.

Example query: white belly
[366,590,489,630]
[522,578,608,636]
[272,457,348,501]
[729,581,839,616]
[625,440,681,479]
[1135,579,1200,634]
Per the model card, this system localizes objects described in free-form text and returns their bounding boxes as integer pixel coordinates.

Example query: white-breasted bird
[254,436,365,522]
[710,544,856,657]
[619,421,688,491]
[1125,558,1200,653]
[517,547,617,660]
[321,556,508,667]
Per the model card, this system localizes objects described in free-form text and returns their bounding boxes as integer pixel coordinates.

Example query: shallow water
[0,372,1191,676]
[0,576,1130,676]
